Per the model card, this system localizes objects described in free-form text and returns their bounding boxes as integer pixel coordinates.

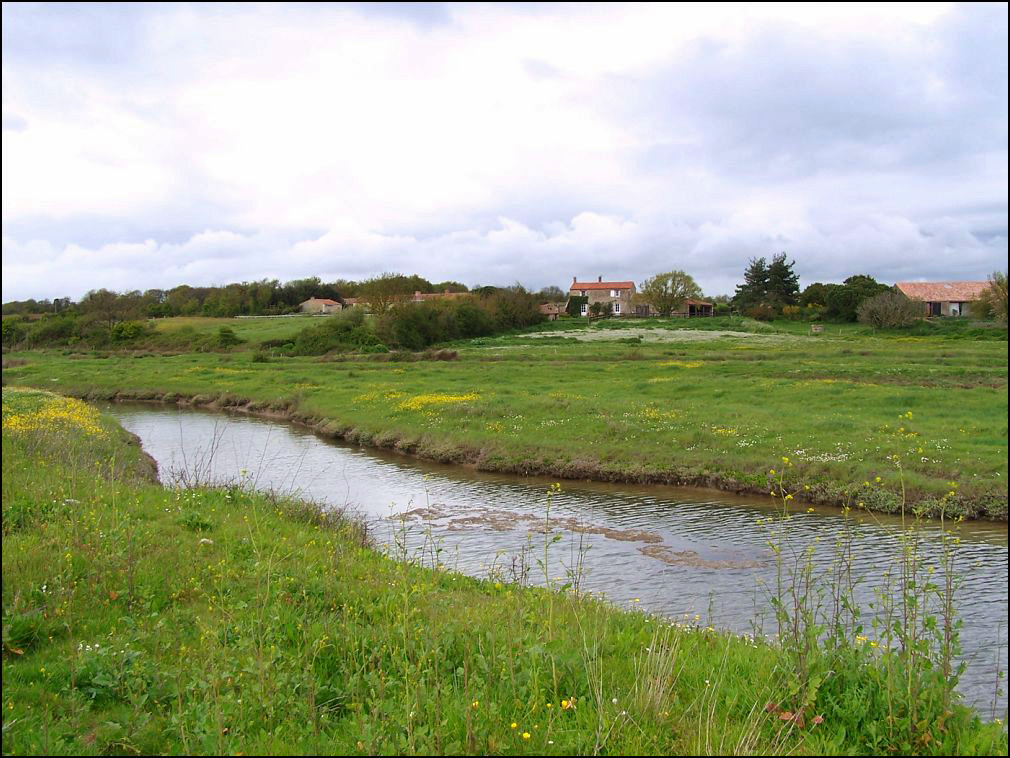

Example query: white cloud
[1,3,1006,301]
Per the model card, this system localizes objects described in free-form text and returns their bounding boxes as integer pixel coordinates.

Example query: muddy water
[107,403,1008,717]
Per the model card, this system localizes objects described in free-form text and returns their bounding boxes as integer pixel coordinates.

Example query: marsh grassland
[4,316,1006,519]
[2,386,1007,755]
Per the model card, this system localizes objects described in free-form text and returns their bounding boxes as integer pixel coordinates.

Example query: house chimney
[598,275,602,283]
[572,276,577,284]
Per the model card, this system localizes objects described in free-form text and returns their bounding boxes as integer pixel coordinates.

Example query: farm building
[895,281,989,317]
[632,298,715,317]
[539,303,564,320]
[299,297,342,314]
[567,276,636,316]
[565,276,713,317]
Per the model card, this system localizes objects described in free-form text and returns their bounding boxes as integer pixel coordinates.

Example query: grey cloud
[344,2,453,28]
[620,5,1007,182]
[523,58,565,80]
[1,3,149,68]
[2,113,28,131]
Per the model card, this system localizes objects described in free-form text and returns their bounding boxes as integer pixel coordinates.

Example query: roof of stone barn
[303,297,340,305]
[895,281,989,302]
[570,278,635,291]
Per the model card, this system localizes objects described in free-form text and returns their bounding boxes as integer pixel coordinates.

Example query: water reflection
[108,403,1008,716]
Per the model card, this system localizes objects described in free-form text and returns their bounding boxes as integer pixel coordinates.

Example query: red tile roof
[896,281,988,302]
[302,298,340,306]
[570,281,635,291]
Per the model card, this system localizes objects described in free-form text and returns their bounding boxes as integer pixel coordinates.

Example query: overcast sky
[2,2,1007,301]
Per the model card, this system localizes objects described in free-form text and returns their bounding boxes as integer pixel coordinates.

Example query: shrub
[110,320,149,342]
[290,308,384,355]
[857,291,923,329]
[781,305,803,320]
[25,314,78,346]
[824,275,891,322]
[376,291,542,351]
[451,300,495,338]
[974,271,1008,323]
[216,326,244,348]
[1,317,27,348]
[744,304,776,321]
[483,285,544,330]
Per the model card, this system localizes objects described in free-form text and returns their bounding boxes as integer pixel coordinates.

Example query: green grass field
[3,316,1007,518]
[150,314,321,343]
[3,386,1006,755]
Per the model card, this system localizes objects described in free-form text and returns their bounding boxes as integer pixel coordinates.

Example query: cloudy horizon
[2,2,1007,302]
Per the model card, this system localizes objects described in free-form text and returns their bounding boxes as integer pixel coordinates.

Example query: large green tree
[638,270,703,316]
[766,253,800,307]
[800,282,835,307]
[824,275,891,322]
[733,253,799,311]
[732,257,770,310]
[360,273,426,315]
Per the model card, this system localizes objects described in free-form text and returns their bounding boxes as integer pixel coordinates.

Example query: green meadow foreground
[4,316,1007,519]
[2,386,1007,755]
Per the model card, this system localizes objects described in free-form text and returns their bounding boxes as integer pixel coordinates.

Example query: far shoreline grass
[3,386,1007,755]
[2,316,1007,520]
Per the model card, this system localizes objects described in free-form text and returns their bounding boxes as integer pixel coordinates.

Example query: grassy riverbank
[3,316,1006,519]
[2,386,1006,755]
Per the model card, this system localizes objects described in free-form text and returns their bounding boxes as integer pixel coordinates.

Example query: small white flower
[611,697,618,705]
[199,538,214,546]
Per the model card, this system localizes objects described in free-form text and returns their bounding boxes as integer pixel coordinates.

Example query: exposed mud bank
[118,426,161,484]
[75,387,1008,522]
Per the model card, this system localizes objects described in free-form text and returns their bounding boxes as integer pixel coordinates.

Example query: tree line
[4,260,1006,336]
[0,275,474,320]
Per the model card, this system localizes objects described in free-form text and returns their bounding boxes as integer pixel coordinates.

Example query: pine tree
[732,257,769,310]
[766,253,800,307]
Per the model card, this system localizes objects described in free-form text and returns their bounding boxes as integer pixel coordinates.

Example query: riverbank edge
[4,387,1007,754]
[57,385,1007,522]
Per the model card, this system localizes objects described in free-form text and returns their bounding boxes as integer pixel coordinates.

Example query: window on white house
[611,289,621,297]
[580,303,588,315]
[614,302,621,314]
[580,290,587,296]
